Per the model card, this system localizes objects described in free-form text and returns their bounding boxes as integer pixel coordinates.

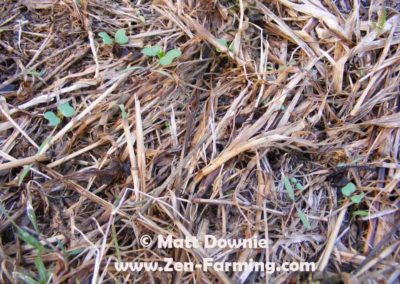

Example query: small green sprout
[58,102,75,118]
[98,28,129,46]
[141,45,182,66]
[284,177,295,201]
[296,207,311,230]
[284,176,305,200]
[44,102,76,126]
[114,29,129,45]
[141,45,163,57]
[283,176,311,230]
[98,32,113,45]
[350,192,365,204]
[44,111,61,126]
[159,49,182,66]
[216,38,236,53]
[341,182,356,197]
[341,182,365,204]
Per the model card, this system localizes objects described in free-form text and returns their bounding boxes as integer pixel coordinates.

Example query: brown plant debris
[1,0,400,283]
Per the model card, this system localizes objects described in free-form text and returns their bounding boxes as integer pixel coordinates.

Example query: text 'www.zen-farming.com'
[114,258,316,273]
[113,235,316,273]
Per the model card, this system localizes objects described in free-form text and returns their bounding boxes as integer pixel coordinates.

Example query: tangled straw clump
[0,0,399,283]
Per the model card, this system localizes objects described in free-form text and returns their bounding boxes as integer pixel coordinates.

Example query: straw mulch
[1,0,399,283]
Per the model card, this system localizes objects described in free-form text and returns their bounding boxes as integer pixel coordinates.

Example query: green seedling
[296,207,311,230]
[141,45,182,66]
[284,176,311,230]
[350,192,365,204]
[58,102,75,117]
[44,102,76,127]
[98,32,113,45]
[216,38,236,53]
[142,45,163,57]
[341,182,365,204]
[284,177,295,201]
[341,182,356,197]
[44,112,61,126]
[114,29,129,44]
[98,28,129,46]
[284,176,305,201]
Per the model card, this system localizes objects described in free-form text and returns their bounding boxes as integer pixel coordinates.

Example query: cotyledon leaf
[159,49,182,66]
[58,102,75,118]
[114,28,129,45]
[141,45,162,57]
[98,32,113,45]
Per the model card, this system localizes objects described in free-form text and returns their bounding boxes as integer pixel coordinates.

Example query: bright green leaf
[58,102,75,118]
[216,38,228,52]
[141,45,162,57]
[44,111,61,126]
[341,182,356,197]
[296,207,311,230]
[159,49,182,66]
[114,29,129,45]
[98,32,113,45]
[353,210,369,217]
[351,192,365,204]
[284,177,295,201]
